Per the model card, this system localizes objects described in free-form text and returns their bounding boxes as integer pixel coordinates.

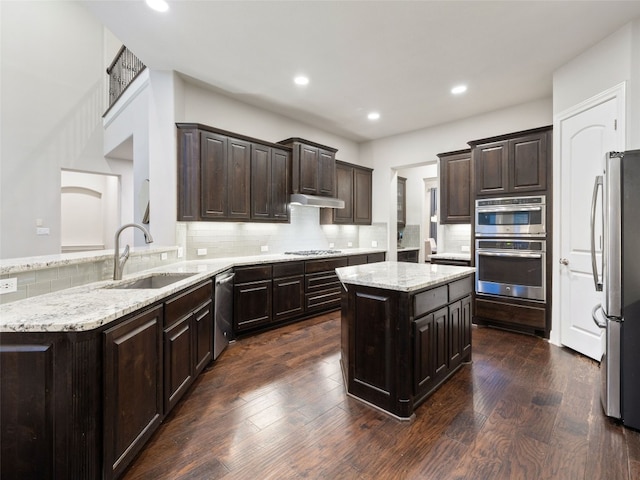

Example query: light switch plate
[177,247,184,258]
[372,241,378,247]
[261,245,269,252]
[197,248,207,256]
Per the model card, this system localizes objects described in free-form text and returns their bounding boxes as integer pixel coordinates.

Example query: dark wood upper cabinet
[469,126,551,197]
[321,160,373,225]
[510,132,548,193]
[177,123,291,222]
[199,132,251,220]
[251,145,290,222]
[354,165,373,224]
[226,138,251,219]
[397,176,407,227]
[438,149,471,224]
[278,137,338,197]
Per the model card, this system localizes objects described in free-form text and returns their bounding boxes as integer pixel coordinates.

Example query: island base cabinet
[341,273,473,419]
[103,305,164,480]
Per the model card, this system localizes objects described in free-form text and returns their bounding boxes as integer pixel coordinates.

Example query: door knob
[559,258,569,265]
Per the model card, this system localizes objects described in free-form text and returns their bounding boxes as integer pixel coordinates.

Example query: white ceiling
[83,1,640,142]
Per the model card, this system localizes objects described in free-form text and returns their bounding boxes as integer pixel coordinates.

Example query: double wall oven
[475,195,546,302]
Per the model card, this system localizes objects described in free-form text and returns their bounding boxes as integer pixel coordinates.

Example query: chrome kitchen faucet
[113,223,154,280]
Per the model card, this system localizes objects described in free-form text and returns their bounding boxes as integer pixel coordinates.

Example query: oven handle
[476,205,542,213]
[477,251,543,259]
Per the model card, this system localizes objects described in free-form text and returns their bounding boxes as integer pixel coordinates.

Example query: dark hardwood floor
[122,311,640,480]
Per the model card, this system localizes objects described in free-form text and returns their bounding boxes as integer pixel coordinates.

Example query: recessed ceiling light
[367,112,380,121]
[451,85,467,95]
[294,76,309,86]
[146,0,169,12]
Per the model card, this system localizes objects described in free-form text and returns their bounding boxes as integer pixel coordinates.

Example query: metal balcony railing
[105,45,146,113]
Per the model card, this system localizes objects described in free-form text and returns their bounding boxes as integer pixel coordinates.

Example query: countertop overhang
[336,261,475,293]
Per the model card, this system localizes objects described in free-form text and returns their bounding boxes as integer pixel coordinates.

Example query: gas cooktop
[284,250,342,256]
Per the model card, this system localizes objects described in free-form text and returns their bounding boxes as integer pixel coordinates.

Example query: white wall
[180,81,361,164]
[0,1,111,258]
[550,19,640,345]
[554,19,640,149]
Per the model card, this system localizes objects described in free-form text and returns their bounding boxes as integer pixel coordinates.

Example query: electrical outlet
[0,278,18,294]
[348,242,353,247]
[161,252,168,260]
[372,241,378,247]
[461,245,470,253]
[261,245,269,252]
[177,247,184,258]
[197,248,207,256]
[329,242,335,248]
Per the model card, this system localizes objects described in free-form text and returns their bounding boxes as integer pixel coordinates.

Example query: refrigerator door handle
[590,175,603,292]
[592,304,606,329]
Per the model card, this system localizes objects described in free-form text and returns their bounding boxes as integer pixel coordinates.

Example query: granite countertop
[336,261,475,293]
[0,245,179,275]
[397,246,420,252]
[0,248,386,333]
[428,252,471,261]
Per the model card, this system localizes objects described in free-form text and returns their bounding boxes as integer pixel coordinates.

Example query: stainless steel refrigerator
[591,150,640,429]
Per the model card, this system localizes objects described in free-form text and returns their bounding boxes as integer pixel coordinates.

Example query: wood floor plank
[120,315,639,480]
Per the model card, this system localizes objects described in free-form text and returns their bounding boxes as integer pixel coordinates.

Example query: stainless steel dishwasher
[214,269,234,359]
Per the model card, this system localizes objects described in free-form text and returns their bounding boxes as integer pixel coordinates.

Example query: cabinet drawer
[305,257,348,274]
[449,276,473,301]
[413,286,448,318]
[164,281,212,327]
[273,261,304,278]
[476,298,545,329]
[234,265,272,283]
[306,288,342,311]
[306,272,341,292]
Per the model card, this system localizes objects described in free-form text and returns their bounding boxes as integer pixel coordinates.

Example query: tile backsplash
[439,224,472,253]
[0,248,179,304]
[183,205,388,259]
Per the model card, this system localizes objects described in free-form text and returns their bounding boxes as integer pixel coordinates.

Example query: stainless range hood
[290,194,345,208]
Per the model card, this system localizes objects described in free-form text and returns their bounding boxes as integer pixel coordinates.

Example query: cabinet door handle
[559,258,569,266]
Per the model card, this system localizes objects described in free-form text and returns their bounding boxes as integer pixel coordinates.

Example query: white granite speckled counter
[0,248,385,333]
[336,261,475,293]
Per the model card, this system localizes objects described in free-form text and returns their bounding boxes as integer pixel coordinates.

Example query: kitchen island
[336,261,475,420]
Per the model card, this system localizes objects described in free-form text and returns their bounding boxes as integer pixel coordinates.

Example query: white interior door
[557,88,623,360]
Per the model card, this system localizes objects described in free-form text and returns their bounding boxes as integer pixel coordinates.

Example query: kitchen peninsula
[336,261,475,419]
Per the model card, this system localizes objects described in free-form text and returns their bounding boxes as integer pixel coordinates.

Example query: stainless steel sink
[106,273,195,289]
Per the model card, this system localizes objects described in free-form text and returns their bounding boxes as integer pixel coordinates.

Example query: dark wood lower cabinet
[1,279,215,480]
[163,281,213,413]
[475,295,547,336]
[273,275,305,321]
[234,279,273,331]
[234,255,384,336]
[103,305,164,480]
